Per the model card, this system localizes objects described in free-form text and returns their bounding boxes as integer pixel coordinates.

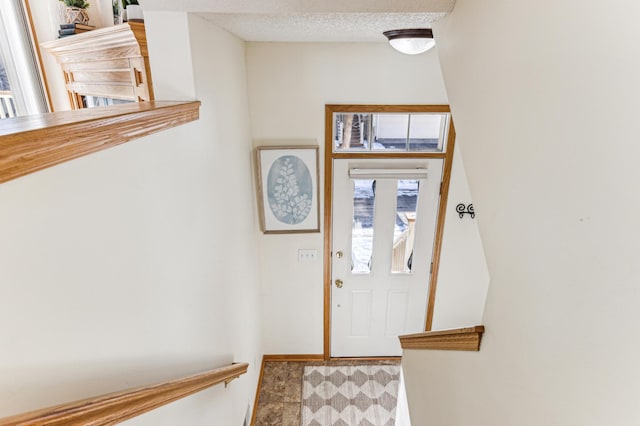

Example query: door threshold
[328,356,402,362]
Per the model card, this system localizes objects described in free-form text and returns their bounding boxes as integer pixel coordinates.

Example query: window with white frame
[333,112,450,153]
[0,0,49,118]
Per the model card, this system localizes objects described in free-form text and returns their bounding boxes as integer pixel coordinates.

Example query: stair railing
[0,362,248,426]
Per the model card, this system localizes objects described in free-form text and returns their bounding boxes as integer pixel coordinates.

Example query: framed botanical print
[255,146,320,233]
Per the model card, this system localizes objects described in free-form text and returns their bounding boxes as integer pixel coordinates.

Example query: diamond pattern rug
[301,365,401,426]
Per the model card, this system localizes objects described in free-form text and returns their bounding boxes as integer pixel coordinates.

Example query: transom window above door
[332,112,450,153]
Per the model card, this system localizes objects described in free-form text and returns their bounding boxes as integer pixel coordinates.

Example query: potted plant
[112,0,124,24]
[123,0,143,22]
[59,0,90,25]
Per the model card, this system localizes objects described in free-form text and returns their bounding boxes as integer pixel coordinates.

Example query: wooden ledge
[399,325,485,351]
[0,362,248,426]
[0,100,200,184]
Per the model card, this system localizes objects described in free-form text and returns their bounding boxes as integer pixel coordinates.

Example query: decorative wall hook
[456,203,475,219]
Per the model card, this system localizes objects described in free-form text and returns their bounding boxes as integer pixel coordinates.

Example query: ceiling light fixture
[383,29,435,55]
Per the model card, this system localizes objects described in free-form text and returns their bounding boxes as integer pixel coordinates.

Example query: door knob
[335,279,344,288]
[336,251,343,259]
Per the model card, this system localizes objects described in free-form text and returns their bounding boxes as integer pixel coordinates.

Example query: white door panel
[331,158,443,357]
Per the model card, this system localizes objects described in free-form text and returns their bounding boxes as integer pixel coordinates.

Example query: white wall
[0,11,261,425]
[432,145,489,329]
[403,0,640,425]
[246,42,488,354]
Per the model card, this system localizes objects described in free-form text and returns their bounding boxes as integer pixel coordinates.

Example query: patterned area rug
[301,365,401,426]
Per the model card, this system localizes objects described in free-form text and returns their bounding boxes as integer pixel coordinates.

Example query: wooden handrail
[399,325,485,351]
[0,362,248,426]
[0,100,200,184]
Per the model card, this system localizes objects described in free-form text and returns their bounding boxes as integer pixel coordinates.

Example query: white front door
[331,158,443,357]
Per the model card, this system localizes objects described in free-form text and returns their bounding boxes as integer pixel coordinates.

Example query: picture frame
[255,146,320,234]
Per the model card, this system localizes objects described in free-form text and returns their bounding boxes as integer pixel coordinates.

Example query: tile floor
[253,359,401,426]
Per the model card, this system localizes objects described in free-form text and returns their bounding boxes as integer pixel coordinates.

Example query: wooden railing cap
[399,325,485,351]
[0,101,200,184]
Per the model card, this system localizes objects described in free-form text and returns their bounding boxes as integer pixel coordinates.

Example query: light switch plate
[298,249,318,262]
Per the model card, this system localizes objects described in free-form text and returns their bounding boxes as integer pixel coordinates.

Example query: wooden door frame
[323,104,456,360]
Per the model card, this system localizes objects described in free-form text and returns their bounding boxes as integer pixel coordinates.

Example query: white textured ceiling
[199,13,447,42]
[141,0,455,42]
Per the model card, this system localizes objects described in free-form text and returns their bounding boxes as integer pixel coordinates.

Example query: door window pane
[391,180,419,273]
[352,179,375,273]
